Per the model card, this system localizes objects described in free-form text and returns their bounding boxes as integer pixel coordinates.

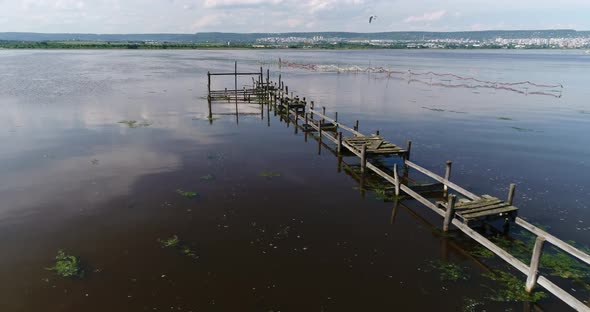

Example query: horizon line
[1,29,589,35]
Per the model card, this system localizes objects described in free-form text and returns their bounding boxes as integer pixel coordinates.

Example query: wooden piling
[354,120,359,132]
[337,132,343,155]
[393,163,400,196]
[405,140,412,161]
[310,101,315,119]
[234,61,238,95]
[360,144,367,174]
[322,107,326,124]
[443,194,457,232]
[507,183,516,205]
[207,97,212,122]
[207,71,211,94]
[444,161,452,193]
[525,237,546,293]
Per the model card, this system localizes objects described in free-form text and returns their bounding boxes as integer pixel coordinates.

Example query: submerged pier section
[206,64,590,312]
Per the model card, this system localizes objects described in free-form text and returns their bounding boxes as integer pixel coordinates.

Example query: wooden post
[322,106,326,124]
[207,97,212,123]
[207,71,211,94]
[393,163,400,196]
[334,112,338,123]
[525,237,546,293]
[259,67,263,89]
[234,61,238,100]
[285,86,288,95]
[286,101,290,126]
[507,183,516,205]
[266,69,270,87]
[354,120,359,132]
[444,161,452,193]
[405,140,412,161]
[337,132,343,155]
[376,130,380,136]
[305,112,309,128]
[443,194,456,232]
[278,74,281,89]
[360,144,367,174]
[310,101,315,119]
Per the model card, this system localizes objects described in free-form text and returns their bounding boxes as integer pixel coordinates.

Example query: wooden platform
[344,135,406,155]
[438,195,518,225]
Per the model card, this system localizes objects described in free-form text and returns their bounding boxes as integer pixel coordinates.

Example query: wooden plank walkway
[344,135,406,155]
[437,195,518,225]
[207,65,590,312]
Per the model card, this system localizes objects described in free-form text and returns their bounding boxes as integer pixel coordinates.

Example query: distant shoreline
[1,42,589,51]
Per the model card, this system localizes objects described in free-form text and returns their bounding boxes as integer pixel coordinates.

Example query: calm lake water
[0,49,589,311]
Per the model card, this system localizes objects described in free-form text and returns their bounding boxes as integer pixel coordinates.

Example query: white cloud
[404,10,446,23]
[203,0,283,8]
[2,0,590,33]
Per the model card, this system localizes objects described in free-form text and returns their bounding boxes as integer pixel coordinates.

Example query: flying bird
[369,15,377,24]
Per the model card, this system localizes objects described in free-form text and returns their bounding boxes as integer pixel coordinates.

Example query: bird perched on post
[369,15,377,24]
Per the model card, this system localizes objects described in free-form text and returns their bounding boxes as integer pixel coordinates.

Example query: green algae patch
[118,120,152,128]
[425,260,469,282]
[176,189,198,198]
[46,250,84,279]
[462,297,485,312]
[158,235,180,248]
[483,270,547,302]
[158,235,199,260]
[200,174,216,182]
[469,246,495,259]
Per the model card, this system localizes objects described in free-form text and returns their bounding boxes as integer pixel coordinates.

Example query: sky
[0,0,589,33]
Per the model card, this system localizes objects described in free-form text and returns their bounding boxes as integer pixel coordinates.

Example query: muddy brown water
[1,50,589,311]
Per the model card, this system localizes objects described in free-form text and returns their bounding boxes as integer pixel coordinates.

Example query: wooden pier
[207,65,590,311]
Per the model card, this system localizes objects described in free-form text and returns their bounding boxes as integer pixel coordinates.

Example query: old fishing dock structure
[206,63,590,311]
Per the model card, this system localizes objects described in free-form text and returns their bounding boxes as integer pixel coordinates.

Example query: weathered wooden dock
[207,65,590,311]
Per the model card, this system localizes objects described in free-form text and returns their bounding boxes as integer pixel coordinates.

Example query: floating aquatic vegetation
[46,250,84,279]
[158,235,199,260]
[510,126,534,132]
[483,270,547,302]
[540,247,590,280]
[158,235,180,248]
[490,234,590,282]
[373,187,404,202]
[118,120,152,128]
[421,107,467,114]
[422,107,445,112]
[176,189,198,198]
[469,246,495,259]
[425,260,469,282]
[258,171,281,178]
[200,174,216,182]
[462,297,484,312]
